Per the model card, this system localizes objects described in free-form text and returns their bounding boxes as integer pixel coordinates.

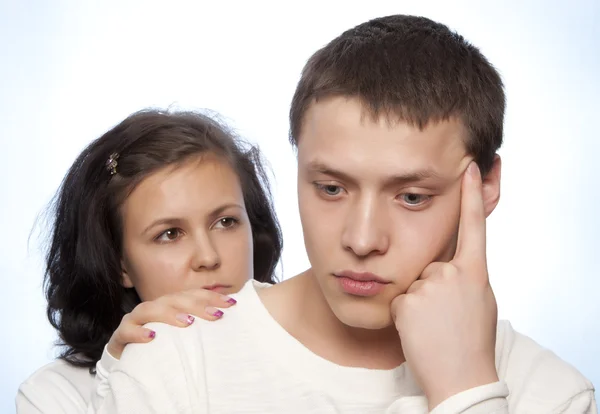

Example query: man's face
[297,97,479,330]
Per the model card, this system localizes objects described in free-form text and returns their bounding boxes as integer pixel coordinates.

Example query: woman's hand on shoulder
[107,289,236,359]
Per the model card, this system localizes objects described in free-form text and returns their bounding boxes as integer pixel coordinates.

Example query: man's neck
[259,270,405,370]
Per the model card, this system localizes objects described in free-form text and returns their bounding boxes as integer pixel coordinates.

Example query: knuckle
[199,293,218,306]
[440,264,458,279]
[111,331,127,347]
[417,280,431,294]
[189,292,213,307]
[121,312,132,324]
[134,300,163,319]
[158,293,178,305]
[135,301,153,314]
[390,295,403,309]
[403,293,420,310]
[115,320,133,336]
[193,289,213,301]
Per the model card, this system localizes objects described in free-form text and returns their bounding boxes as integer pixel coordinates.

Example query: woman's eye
[400,193,430,205]
[156,228,181,243]
[214,217,239,229]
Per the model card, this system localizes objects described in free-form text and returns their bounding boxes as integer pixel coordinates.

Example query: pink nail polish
[176,313,195,325]
[205,306,224,317]
[148,330,156,339]
[227,297,237,305]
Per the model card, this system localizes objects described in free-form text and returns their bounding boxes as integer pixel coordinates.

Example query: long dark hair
[44,108,283,369]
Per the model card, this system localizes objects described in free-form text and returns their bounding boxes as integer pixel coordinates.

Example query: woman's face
[119,155,253,301]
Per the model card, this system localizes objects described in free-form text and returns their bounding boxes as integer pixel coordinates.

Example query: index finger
[453,161,487,269]
[160,289,236,313]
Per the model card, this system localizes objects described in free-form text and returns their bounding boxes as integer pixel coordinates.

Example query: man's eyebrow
[306,160,445,187]
[306,161,356,184]
[383,169,445,186]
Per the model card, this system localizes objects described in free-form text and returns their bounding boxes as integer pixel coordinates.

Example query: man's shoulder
[121,280,270,364]
[116,280,273,386]
[497,320,596,411]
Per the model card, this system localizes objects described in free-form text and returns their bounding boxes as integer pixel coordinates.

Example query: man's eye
[399,193,430,205]
[323,185,341,195]
[315,183,343,197]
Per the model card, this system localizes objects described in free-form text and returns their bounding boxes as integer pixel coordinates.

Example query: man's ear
[482,154,501,218]
[121,259,134,288]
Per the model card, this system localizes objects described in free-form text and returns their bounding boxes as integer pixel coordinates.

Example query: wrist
[426,367,499,410]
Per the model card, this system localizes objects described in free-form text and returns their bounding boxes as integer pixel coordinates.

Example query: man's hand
[391,161,499,410]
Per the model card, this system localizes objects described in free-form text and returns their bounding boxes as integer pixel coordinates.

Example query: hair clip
[106,152,119,176]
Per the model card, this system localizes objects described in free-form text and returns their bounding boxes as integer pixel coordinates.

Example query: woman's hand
[107,289,236,359]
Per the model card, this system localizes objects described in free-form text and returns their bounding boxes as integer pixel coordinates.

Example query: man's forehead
[304,96,468,134]
[301,155,471,186]
[298,98,470,179]
[302,100,466,150]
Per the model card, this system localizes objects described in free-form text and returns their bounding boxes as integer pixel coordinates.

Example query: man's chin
[332,301,394,330]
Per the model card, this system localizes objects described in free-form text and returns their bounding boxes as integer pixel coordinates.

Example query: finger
[162,289,237,311]
[390,294,404,321]
[159,290,234,321]
[406,279,425,294]
[419,262,444,280]
[453,161,487,268]
[184,289,238,308]
[128,301,195,328]
[107,326,155,359]
[390,294,409,337]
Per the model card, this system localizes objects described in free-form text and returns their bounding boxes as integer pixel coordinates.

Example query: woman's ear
[121,259,134,288]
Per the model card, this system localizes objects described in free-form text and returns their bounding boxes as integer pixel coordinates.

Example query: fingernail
[147,330,156,339]
[176,313,195,325]
[225,297,237,305]
[468,162,479,176]
[206,307,224,318]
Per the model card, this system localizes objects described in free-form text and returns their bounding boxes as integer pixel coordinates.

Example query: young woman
[16,109,283,413]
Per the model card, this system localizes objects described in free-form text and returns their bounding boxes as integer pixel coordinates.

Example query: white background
[1,1,598,411]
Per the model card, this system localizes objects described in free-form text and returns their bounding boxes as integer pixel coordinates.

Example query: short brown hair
[289,15,505,175]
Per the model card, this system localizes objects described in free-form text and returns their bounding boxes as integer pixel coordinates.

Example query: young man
[96,15,596,413]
